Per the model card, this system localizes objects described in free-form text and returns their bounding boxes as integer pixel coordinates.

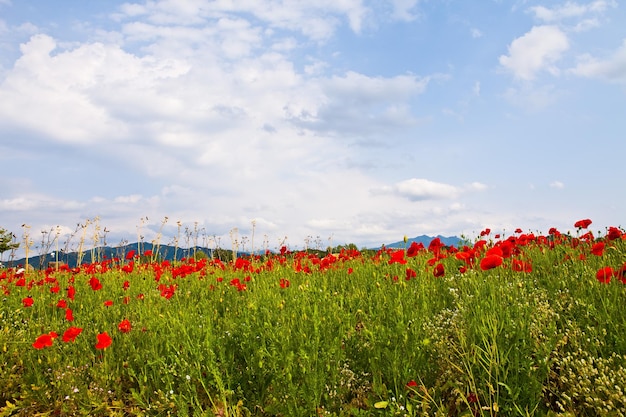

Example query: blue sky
[1,0,625,255]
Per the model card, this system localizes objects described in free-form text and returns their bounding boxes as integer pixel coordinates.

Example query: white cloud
[467,182,488,191]
[390,0,420,21]
[529,0,617,23]
[550,181,565,189]
[471,28,483,38]
[115,0,370,41]
[473,81,481,96]
[499,25,569,80]
[570,39,626,84]
[502,84,560,109]
[291,71,428,137]
[373,178,460,201]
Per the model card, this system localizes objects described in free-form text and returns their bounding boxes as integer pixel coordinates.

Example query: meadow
[1,220,625,416]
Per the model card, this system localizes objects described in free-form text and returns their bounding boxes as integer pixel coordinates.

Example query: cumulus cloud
[499,25,569,81]
[290,71,428,137]
[372,178,460,201]
[570,39,626,84]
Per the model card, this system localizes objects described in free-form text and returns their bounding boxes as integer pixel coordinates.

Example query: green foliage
[0,227,19,258]
[1,229,625,416]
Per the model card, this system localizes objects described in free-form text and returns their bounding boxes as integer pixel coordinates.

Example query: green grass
[1,228,626,416]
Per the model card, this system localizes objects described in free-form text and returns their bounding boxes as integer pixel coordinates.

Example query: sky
[1,0,625,256]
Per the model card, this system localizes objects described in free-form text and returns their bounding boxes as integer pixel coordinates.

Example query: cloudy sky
[1,0,625,254]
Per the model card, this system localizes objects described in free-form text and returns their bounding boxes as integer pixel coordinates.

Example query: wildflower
[95,332,112,350]
[596,267,613,284]
[89,276,102,291]
[574,219,592,229]
[480,255,503,271]
[67,285,76,301]
[607,226,622,241]
[22,296,34,307]
[118,319,132,333]
[33,332,58,349]
[406,241,423,257]
[428,237,444,255]
[125,250,136,260]
[103,300,113,307]
[433,263,445,277]
[279,278,290,288]
[512,259,532,273]
[159,284,176,299]
[65,308,74,322]
[56,299,67,308]
[62,326,83,343]
[388,249,407,265]
[591,242,605,256]
[405,268,417,280]
[406,380,418,389]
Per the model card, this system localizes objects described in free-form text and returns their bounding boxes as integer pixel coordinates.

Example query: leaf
[374,401,388,409]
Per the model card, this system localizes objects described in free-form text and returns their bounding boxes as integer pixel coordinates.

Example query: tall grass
[1,225,625,416]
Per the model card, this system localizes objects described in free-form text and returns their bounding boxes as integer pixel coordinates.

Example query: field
[1,220,626,416]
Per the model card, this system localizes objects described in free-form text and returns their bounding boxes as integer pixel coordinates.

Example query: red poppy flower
[406,241,423,257]
[89,276,102,291]
[388,249,407,265]
[65,308,74,322]
[56,299,67,309]
[486,247,503,258]
[122,280,130,291]
[405,268,417,280]
[574,219,592,229]
[279,278,290,288]
[511,259,532,273]
[118,319,132,333]
[67,285,76,301]
[159,284,176,299]
[22,296,34,307]
[62,326,83,343]
[591,242,605,256]
[125,250,136,260]
[607,227,622,241]
[480,255,503,271]
[406,380,418,389]
[95,332,112,350]
[433,263,445,277]
[33,332,58,349]
[103,300,113,307]
[514,228,523,234]
[596,266,613,284]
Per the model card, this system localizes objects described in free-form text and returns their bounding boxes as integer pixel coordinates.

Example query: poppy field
[1,219,626,416]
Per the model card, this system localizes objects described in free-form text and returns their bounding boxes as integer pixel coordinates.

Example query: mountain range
[4,235,463,269]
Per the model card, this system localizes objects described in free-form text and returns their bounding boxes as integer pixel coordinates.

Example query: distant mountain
[383,234,463,249]
[5,235,465,269]
[5,242,225,269]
